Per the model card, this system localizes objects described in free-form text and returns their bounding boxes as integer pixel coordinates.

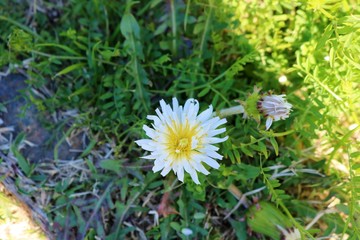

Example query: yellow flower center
[175,138,190,153]
[166,120,198,161]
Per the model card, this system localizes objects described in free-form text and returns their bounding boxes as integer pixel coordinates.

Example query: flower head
[238,86,262,122]
[136,98,228,184]
[257,94,292,130]
[235,87,292,130]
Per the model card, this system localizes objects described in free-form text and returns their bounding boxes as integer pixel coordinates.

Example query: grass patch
[0,0,359,239]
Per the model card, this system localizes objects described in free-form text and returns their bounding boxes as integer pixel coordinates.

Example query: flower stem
[216,105,244,118]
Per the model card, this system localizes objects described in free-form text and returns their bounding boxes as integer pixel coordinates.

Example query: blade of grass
[80,182,113,239]
[0,15,41,39]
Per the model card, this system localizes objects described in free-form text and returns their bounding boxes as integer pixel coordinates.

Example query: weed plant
[0,0,359,239]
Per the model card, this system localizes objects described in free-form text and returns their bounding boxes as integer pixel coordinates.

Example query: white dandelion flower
[135,98,228,184]
[257,94,292,130]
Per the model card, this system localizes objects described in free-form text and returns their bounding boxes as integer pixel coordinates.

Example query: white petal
[204,136,228,144]
[206,150,223,160]
[155,108,166,123]
[172,163,179,174]
[199,144,219,152]
[273,115,282,121]
[162,104,175,126]
[159,99,168,112]
[203,157,220,169]
[153,160,165,172]
[183,161,200,184]
[143,125,156,138]
[187,99,198,120]
[202,117,220,128]
[189,170,200,184]
[182,160,192,172]
[172,97,179,112]
[135,139,156,151]
[207,127,226,137]
[177,164,184,182]
[142,154,159,159]
[160,166,172,176]
[182,98,198,122]
[265,117,273,130]
[210,118,227,129]
[195,162,209,175]
[196,106,213,122]
[191,137,198,149]
[171,98,181,122]
[147,115,162,127]
[183,98,194,113]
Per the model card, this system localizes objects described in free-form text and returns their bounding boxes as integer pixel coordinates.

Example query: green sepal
[244,87,261,122]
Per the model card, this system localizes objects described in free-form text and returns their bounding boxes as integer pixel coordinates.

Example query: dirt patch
[0,73,87,239]
[0,74,82,163]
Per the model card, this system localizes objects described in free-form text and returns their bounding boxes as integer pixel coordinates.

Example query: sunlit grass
[0,189,46,240]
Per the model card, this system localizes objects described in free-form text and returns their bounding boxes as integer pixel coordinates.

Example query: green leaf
[229,219,247,240]
[170,222,181,231]
[258,141,268,159]
[99,160,122,174]
[240,146,253,157]
[350,151,360,159]
[8,28,33,52]
[0,103,8,113]
[73,205,86,233]
[154,54,171,65]
[233,149,241,163]
[193,212,206,219]
[120,13,140,39]
[85,158,97,174]
[226,149,235,163]
[80,139,97,158]
[119,181,128,202]
[352,163,360,170]
[270,137,279,156]
[316,24,333,50]
[154,22,167,36]
[12,147,31,176]
[54,63,85,78]
[237,163,260,179]
[99,49,120,61]
[36,43,81,56]
[246,202,291,239]
[102,102,115,110]
[198,87,210,97]
[100,92,113,100]
[10,132,31,176]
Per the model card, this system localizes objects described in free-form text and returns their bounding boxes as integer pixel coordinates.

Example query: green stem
[198,0,213,59]
[129,33,149,112]
[170,0,177,56]
[216,105,244,118]
[31,50,121,66]
[31,50,86,60]
[0,15,42,39]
